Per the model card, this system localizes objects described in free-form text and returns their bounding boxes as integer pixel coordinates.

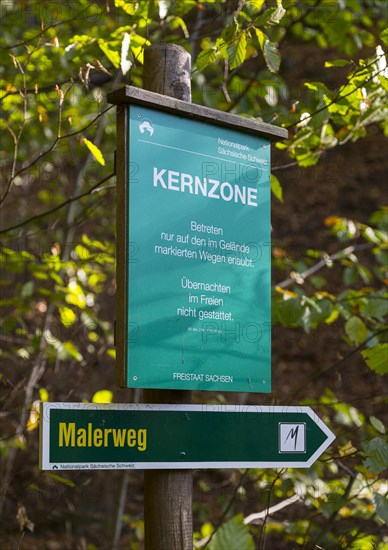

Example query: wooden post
[142,44,193,550]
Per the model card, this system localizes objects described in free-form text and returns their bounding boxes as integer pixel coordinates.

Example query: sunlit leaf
[39,388,49,402]
[254,28,266,50]
[268,2,286,25]
[98,40,120,69]
[325,59,352,68]
[115,0,139,16]
[270,173,283,202]
[63,341,83,361]
[380,28,388,45]
[196,48,217,71]
[167,16,189,39]
[59,306,77,327]
[83,138,105,165]
[228,31,247,70]
[92,389,113,403]
[249,0,265,11]
[106,348,116,359]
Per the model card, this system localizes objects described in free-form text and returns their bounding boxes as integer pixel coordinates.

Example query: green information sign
[109,87,288,392]
[40,403,335,470]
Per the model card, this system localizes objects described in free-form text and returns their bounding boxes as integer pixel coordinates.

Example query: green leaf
[115,0,139,16]
[345,316,367,345]
[343,266,358,286]
[254,28,266,50]
[21,281,34,298]
[208,515,254,550]
[370,415,386,434]
[167,16,189,39]
[373,493,388,523]
[263,39,280,73]
[356,264,372,284]
[83,138,106,166]
[363,437,388,474]
[361,344,388,375]
[380,28,388,45]
[274,296,303,326]
[361,295,387,319]
[304,81,331,95]
[98,40,120,69]
[270,173,283,202]
[65,281,86,309]
[228,31,247,70]
[196,48,217,72]
[46,473,76,487]
[200,521,214,538]
[268,2,286,25]
[325,59,352,68]
[249,0,265,10]
[75,244,90,260]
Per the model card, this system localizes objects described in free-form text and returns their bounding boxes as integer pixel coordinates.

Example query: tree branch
[285,328,387,404]
[202,470,249,549]
[0,105,114,207]
[0,173,115,234]
[285,55,387,130]
[275,243,373,289]
[0,5,92,50]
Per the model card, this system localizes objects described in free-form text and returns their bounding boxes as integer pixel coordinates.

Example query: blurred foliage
[0,0,387,548]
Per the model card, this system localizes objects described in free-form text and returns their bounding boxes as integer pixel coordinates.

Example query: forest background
[0,1,387,549]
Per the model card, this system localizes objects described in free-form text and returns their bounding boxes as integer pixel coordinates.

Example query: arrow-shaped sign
[40,403,335,470]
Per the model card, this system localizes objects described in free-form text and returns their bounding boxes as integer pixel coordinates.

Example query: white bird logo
[139,120,154,136]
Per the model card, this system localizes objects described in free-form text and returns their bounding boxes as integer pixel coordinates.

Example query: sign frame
[40,402,335,470]
[108,86,288,391]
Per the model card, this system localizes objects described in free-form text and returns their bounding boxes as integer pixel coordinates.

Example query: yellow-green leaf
[98,40,120,69]
[46,473,76,487]
[254,27,266,51]
[39,388,49,402]
[59,306,77,327]
[228,31,247,70]
[83,138,105,165]
[92,389,113,403]
[196,48,217,72]
[361,344,388,375]
[63,341,83,361]
[249,0,265,11]
[270,173,283,202]
[345,316,367,345]
[115,0,139,16]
